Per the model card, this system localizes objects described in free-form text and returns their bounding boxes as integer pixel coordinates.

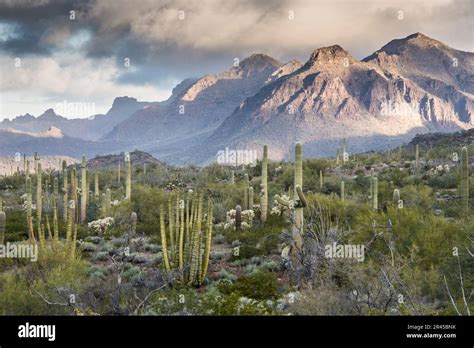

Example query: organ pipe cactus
[260,145,268,222]
[160,204,171,272]
[159,192,213,287]
[125,152,131,200]
[461,147,469,220]
[80,155,87,223]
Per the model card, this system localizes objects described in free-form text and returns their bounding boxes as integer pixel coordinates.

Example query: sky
[0,0,473,119]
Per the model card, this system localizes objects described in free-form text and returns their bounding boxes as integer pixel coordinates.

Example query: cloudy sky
[0,0,473,119]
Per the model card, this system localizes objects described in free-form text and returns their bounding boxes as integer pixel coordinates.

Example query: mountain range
[1,33,472,164]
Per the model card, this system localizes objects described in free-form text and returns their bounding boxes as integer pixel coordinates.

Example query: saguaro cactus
[94,167,99,199]
[342,139,347,164]
[105,189,111,217]
[80,155,87,223]
[0,211,5,244]
[131,212,137,234]
[235,205,242,231]
[319,170,323,190]
[260,145,268,222]
[393,189,400,204]
[341,181,345,202]
[248,186,254,210]
[294,143,304,234]
[415,144,420,176]
[461,147,469,220]
[125,152,131,200]
[62,161,68,223]
[26,176,34,240]
[36,163,42,232]
[372,177,378,210]
[243,174,249,210]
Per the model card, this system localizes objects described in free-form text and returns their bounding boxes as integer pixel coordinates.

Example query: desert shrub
[219,271,280,301]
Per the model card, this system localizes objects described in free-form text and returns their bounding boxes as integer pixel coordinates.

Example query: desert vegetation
[0,132,472,316]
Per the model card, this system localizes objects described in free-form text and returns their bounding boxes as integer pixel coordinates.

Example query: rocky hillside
[103,54,286,148]
[181,33,473,164]
[86,150,165,170]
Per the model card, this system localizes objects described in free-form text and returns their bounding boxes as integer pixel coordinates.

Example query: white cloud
[0,53,172,119]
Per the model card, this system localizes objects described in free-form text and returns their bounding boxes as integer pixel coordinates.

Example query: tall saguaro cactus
[341,181,345,202]
[125,152,131,201]
[94,166,99,199]
[62,160,68,223]
[36,163,42,232]
[294,143,303,235]
[26,176,34,240]
[260,145,268,222]
[461,147,470,220]
[0,211,5,244]
[248,186,254,210]
[80,155,87,223]
[235,205,242,231]
[243,174,249,210]
[342,138,347,164]
[372,177,378,210]
[415,144,420,176]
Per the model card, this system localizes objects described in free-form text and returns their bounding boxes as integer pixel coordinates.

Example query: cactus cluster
[159,192,213,287]
[21,157,77,259]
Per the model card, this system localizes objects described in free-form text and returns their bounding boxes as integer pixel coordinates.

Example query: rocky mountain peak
[111,96,138,108]
[239,53,281,72]
[308,45,352,63]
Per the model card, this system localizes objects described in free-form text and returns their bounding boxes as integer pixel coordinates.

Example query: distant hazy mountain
[3,33,473,165]
[0,127,117,158]
[1,97,151,141]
